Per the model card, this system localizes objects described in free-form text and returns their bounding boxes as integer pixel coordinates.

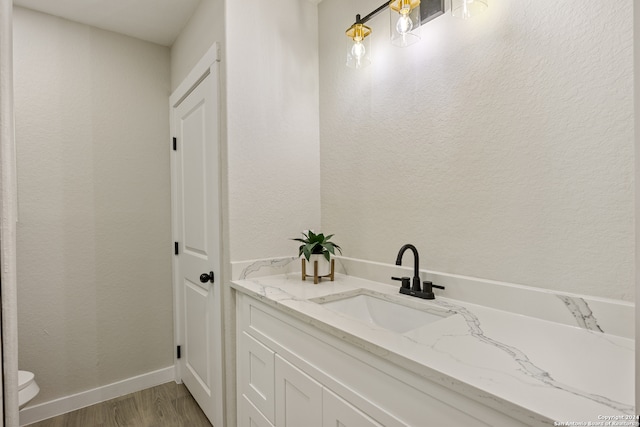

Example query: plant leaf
[324,242,335,254]
[291,230,340,258]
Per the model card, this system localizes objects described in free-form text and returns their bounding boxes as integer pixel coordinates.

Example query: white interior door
[172,57,223,427]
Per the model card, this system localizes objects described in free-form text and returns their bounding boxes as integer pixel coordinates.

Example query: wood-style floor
[25,382,213,427]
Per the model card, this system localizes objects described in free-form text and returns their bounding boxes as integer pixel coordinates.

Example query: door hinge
[174,242,179,255]
[177,345,181,359]
[172,137,177,151]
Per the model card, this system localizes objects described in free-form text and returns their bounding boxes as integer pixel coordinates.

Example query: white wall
[226,0,321,262]
[170,0,225,92]
[14,7,173,404]
[319,0,634,301]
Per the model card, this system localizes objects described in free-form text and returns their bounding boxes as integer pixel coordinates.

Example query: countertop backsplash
[232,256,633,339]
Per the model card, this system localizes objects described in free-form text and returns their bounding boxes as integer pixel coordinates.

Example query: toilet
[18,370,39,408]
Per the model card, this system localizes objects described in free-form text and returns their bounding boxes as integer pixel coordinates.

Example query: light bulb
[396,14,413,34]
[351,40,366,60]
[345,20,371,68]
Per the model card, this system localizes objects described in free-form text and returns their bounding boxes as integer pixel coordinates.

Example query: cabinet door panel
[240,395,275,427]
[323,388,384,427]
[275,355,322,427]
[240,332,275,423]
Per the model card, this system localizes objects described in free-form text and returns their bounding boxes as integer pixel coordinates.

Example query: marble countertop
[230,273,635,426]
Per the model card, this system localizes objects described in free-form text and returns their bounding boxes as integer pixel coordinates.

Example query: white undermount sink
[320,293,450,334]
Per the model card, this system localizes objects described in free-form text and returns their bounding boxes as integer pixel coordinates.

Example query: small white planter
[307,254,331,276]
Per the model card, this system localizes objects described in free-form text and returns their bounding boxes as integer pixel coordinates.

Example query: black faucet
[395,244,421,292]
[391,243,445,300]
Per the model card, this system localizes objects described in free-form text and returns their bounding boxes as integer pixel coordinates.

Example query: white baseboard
[19,366,176,426]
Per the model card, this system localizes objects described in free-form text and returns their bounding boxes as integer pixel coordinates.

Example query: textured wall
[170,0,225,91]
[319,0,634,300]
[14,8,173,404]
[226,0,321,262]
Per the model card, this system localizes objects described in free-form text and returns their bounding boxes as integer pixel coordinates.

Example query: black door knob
[200,271,214,284]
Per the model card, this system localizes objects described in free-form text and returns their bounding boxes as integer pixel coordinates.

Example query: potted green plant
[292,230,342,276]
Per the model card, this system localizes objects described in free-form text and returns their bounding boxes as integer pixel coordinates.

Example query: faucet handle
[391,276,411,289]
[423,281,445,292]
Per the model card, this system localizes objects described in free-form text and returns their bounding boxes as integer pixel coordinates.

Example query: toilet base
[18,371,39,408]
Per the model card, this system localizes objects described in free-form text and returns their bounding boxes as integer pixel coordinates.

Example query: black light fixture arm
[353,1,390,26]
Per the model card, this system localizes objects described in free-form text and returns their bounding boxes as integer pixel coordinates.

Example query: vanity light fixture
[346,14,372,69]
[345,0,487,68]
[451,0,488,19]
[345,0,420,69]
[389,0,422,47]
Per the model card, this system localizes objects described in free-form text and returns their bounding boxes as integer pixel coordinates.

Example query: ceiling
[12,0,202,46]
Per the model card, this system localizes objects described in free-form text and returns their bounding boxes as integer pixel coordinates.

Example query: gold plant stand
[302,258,335,284]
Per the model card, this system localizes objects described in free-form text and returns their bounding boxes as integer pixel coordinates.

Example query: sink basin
[320,294,449,334]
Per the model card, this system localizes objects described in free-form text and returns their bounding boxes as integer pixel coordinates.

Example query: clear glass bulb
[351,40,366,59]
[396,14,413,35]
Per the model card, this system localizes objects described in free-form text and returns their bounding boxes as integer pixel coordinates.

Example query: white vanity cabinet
[322,388,385,427]
[236,293,528,427]
[238,331,275,426]
[274,355,384,427]
[275,355,323,427]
